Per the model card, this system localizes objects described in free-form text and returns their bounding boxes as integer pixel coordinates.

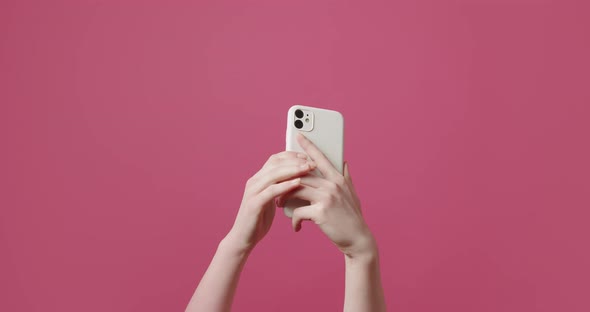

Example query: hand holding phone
[279,110,377,258]
[283,105,344,218]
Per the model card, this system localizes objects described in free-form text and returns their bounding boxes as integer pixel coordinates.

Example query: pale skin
[185,133,386,312]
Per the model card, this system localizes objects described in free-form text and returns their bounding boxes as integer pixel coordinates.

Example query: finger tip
[292,221,301,232]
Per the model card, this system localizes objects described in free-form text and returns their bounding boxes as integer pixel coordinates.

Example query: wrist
[219,233,254,258]
[343,232,379,262]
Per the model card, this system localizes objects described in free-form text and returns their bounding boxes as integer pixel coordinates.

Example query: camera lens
[295,109,304,118]
[294,120,303,129]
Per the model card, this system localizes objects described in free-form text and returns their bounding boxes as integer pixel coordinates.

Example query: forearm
[343,240,386,312]
[185,237,250,312]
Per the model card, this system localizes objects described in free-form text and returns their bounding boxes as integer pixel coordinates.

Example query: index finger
[263,150,308,167]
[296,132,340,179]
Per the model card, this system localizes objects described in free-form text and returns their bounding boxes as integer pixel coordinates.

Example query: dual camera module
[294,109,310,129]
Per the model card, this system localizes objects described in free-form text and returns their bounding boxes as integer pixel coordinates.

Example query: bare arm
[184,237,249,312]
[185,151,316,312]
[343,240,386,312]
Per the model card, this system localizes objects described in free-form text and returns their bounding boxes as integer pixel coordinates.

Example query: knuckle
[325,194,336,205]
[321,185,339,204]
[295,158,307,165]
[326,180,339,192]
[316,205,328,219]
[269,151,292,165]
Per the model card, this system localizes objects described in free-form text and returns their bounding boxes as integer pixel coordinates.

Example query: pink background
[1,0,589,311]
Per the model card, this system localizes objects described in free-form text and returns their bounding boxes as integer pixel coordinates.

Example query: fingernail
[308,161,317,168]
[299,163,309,169]
[291,178,300,184]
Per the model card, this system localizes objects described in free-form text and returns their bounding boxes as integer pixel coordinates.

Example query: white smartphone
[284,105,344,218]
